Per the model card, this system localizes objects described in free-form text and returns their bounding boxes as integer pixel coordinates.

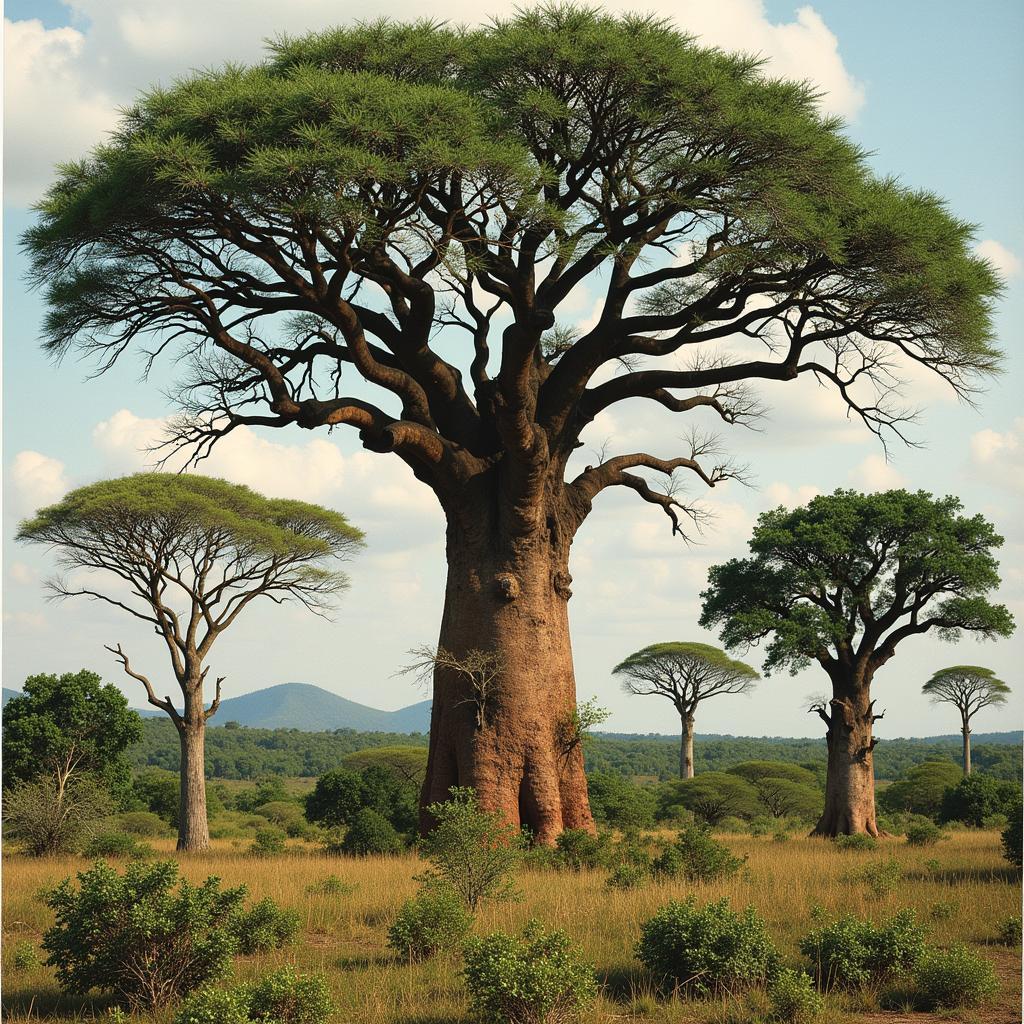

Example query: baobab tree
[923,666,1010,775]
[17,474,363,850]
[24,9,1005,841]
[700,489,1014,836]
[614,642,758,778]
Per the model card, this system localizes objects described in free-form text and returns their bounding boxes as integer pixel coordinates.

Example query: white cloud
[764,482,821,507]
[8,562,36,585]
[5,2,862,207]
[975,239,1022,279]
[847,452,906,491]
[970,418,1024,493]
[8,450,70,511]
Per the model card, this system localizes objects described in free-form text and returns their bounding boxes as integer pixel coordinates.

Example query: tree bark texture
[812,672,884,837]
[962,719,972,775]
[176,687,210,852]
[420,486,595,845]
[680,714,695,779]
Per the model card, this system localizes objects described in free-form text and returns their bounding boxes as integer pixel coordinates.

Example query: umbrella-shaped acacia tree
[18,474,364,850]
[24,9,1004,841]
[922,666,1010,775]
[614,642,758,778]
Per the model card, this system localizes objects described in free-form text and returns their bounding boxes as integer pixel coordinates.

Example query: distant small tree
[922,667,1010,775]
[879,760,963,819]
[2,670,142,801]
[614,643,758,778]
[657,772,762,825]
[18,474,364,851]
[701,490,1014,836]
[939,774,1022,827]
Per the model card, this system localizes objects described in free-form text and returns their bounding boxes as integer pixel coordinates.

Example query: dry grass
[2,831,1020,1023]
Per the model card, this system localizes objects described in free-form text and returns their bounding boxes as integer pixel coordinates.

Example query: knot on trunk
[493,572,520,601]
[552,569,573,601]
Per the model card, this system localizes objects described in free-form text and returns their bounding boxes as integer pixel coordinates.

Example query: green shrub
[11,941,40,970]
[773,830,792,843]
[929,900,957,921]
[3,776,112,856]
[117,811,169,837]
[636,897,778,995]
[857,858,903,897]
[463,920,597,1024]
[940,774,1022,827]
[586,771,657,828]
[341,807,404,856]
[83,831,154,859]
[905,821,943,846]
[554,828,607,871]
[768,967,823,1022]
[229,897,300,954]
[799,910,926,989]
[652,826,744,882]
[1001,805,1022,867]
[982,812,1009,830]
[419,788,525,909]
[305,874,357,897]
[174,968,333,1024]
[912,944,998,1008]
[387,885,472,961]
[832,833,877,852]
[248,827,286,857]
[42,859,245,1009]
[606,862,649,891]
[996,915,1021,945]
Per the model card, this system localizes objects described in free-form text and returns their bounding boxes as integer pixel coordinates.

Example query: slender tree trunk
[962,716,972,775]
[176,686,209,852]
[679,713,695,779]
[420,489,594,845]
[812,669,884,837]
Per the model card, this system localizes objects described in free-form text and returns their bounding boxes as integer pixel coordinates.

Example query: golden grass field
[2,830,1020,1023]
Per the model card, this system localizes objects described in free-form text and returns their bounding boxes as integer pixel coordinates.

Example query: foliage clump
[463,920,597,1024]
[42,859,245,1009]
[832,833,877,852]
[799,910,926,989]
[636,898,778,994]
[3,776,112,856]
[856,858,903,897]
[248,826,287,857]
[228,897,300,955]
[905,821,944,846]
[554,828,608,871]
[606,862,649,891]
[652,825,744,882]
[339,807,404,856]
[418,787,525,909]
[911,944,998,1008]
[387,885,472,961]
[1001,804,1022,866]
[305,874,357,897]
[83,831,154,859]
[940,774,1022,826]
[174,967,333,1024]
[768,967,823,1022]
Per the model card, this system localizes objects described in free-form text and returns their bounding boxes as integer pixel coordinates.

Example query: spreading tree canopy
[22,6,1006,841]
[922,666,1010,774]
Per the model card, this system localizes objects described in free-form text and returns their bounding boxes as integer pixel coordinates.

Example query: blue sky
[3,1,1022,738]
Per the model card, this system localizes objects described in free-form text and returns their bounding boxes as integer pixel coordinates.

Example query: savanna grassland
[3,830,1019,1024]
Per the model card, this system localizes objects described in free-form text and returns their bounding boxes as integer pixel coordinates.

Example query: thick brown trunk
[176,688,209,852]
[962,720,972,775]
[420,497,594,845]
[812,670,883,837]
[680,714,695,779]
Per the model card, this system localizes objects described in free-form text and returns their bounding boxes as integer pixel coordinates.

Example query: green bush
[996,915,1021,945]
[174,967,333,1024]
[3,776,112,856]
[83,831,154,859]
[42,859,245,1009]
[463,920,597,1024]
[606,862,649,891]
[419,788,525,909]
[905,821,943,846]
[912,944,998,1008]
[799,910,926,989]
[117,811,169,837]
[832,833,877,852]
[585,771,657,828]
[768,967,823,1022]
[857,858,903,898]
[387,885,472,961]
[248,827,287,857]
[340,807,404,856]
[636,897,778,995]
[652,826,744,882]
[940,774,1022,827]
[554,828,607,871]
[11,941,40,970]
[229,897,300,954]
[305,874,357,897]
[929,900,957,921]
[1001,804,1021,867]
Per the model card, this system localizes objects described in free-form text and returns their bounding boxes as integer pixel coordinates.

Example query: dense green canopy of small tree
[923,665,1011,774]
[878,760,963,818]
[2,670,142,800]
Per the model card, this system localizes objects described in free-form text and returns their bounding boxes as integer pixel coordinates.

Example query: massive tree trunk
[680,713,695,779]
[175,686,210,852]
[962,716,972,775]
[812,668,884,837]
[420,485,595,845]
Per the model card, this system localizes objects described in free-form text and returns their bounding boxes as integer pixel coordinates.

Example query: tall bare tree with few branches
[922,666,1010,775]
[614,642,758,777]
[24,9,1004,840]
[18,473,364,850]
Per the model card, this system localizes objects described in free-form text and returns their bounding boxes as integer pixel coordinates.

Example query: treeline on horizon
[128,719,1023,782]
